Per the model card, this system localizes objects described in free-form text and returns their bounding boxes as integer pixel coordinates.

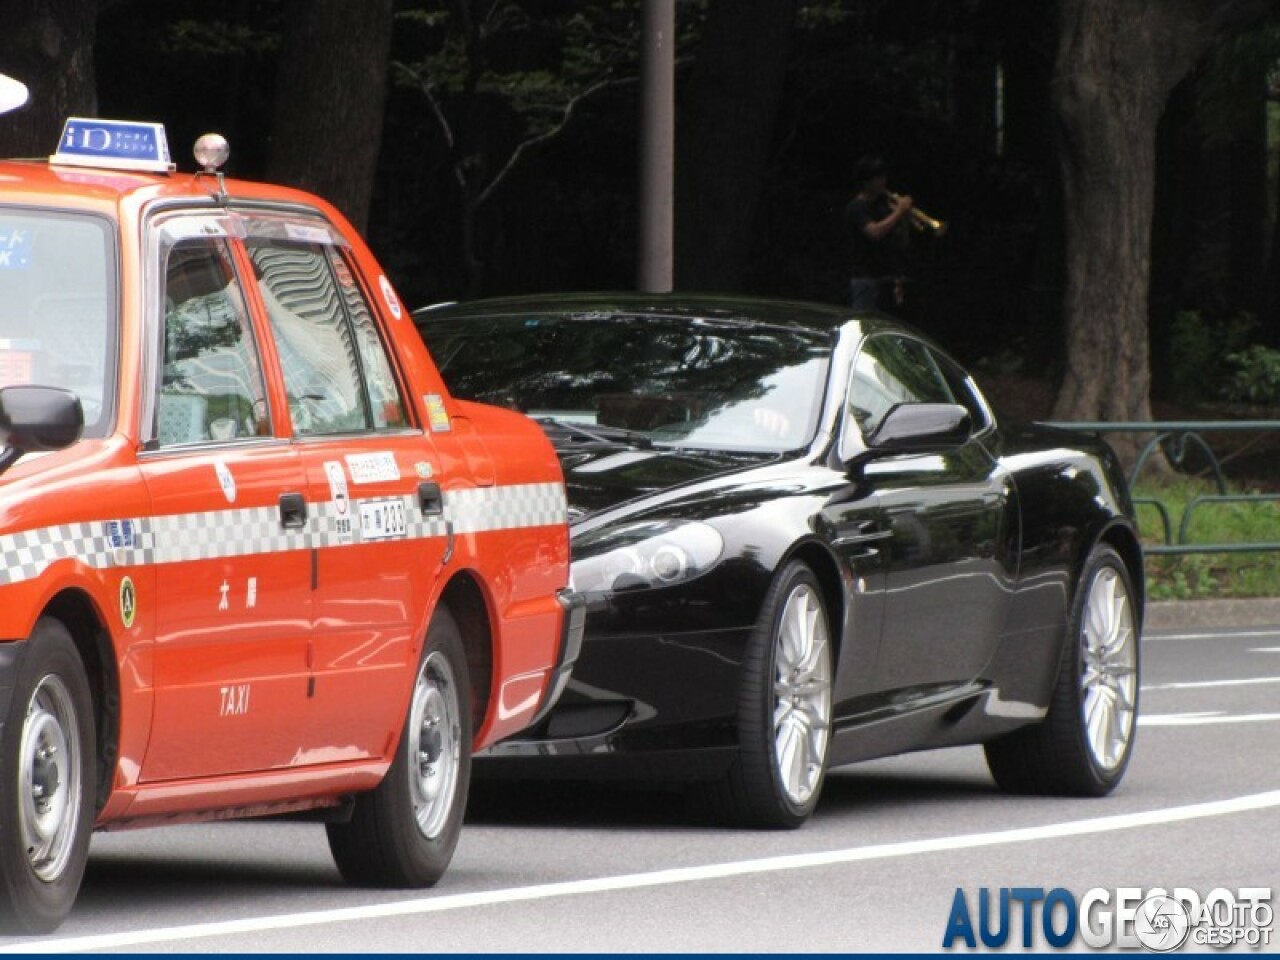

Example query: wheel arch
[42,589,119,814]
[435,572,493,743]
[1097,520,1145,630]
[779,539,847,660]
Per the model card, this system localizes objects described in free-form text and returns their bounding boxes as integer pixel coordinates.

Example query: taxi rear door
[137,217,314,781]
[242,226,446,760]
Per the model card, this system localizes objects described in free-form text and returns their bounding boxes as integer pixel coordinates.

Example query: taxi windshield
[426,313,831,454]
[0,208,115,439]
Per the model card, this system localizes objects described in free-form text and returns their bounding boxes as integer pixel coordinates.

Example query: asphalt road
[3,620,1277,953]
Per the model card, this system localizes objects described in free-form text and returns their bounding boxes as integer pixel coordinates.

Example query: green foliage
[1167,310,1256,403]
[166,19,280,58]
[1136,477,1280,600]
[1198,18,1280,142]
[392,0,646,206]
[1221,344,1280,405]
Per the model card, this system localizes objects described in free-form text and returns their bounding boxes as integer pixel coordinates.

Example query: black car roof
[414,291,899,339]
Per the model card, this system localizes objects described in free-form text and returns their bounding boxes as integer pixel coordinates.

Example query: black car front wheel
[985,543,1139,796]
[699,560,833,828]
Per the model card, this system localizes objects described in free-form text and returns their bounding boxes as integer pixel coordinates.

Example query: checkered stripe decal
[0,482,567,587]
[150,508,310,564]
[445,483,568,534]
[0,521,118,586]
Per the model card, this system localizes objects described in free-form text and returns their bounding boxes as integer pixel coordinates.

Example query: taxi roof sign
[51,118,175,173]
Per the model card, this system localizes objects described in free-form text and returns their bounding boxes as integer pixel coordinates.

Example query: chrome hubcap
[408,651,461,840]
[772,583,832,806]
[1080,566,1137,771]
[20,675,81,883]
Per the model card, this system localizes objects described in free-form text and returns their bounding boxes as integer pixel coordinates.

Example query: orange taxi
[0,115,582,933]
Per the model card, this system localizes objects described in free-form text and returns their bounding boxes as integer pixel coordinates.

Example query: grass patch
[1133,478,1280,601]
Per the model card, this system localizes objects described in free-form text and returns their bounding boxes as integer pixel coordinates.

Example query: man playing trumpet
[845,154,921,313]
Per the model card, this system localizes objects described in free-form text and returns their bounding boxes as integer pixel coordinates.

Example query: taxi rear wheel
[326,607,472,887]
[0,618,96,934]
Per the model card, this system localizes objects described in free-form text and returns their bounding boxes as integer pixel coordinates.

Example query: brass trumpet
[889,191,947,236]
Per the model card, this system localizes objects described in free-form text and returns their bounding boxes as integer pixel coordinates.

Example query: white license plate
[358,499,408,540]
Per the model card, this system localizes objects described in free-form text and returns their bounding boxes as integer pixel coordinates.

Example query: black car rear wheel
[985,543,1139,796]
[327,607,472,886]
[698,560,832,828]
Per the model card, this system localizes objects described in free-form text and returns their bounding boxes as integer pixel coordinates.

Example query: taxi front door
[138,230,314,781]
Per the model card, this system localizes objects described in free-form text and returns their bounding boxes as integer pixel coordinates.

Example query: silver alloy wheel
[772,583,832,806]
[408,651,462,840]
[1080,565,1138,771]
[20,674,82,883]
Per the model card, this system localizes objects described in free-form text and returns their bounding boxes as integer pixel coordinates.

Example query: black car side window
[847,334,954,440]
[931,348,995,434]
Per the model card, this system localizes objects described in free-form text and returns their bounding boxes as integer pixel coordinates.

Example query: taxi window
[329,249,406,429]
[157,239,270,446]
[249,240,404,436]
[0,208,116,438]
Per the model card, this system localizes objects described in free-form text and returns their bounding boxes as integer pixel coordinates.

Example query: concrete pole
[638,0,674,293]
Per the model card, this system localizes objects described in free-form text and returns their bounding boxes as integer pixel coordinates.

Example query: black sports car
[414,294,1142,828]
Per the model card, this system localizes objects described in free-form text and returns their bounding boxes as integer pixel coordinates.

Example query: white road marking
[1146,629,1280,642]
[1252,647,1280,653]
[1142,675,1280,692]
[11,790,1280,953]
[1140,711,1280,727]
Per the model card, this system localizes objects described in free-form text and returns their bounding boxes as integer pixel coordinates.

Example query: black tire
[327,607,473,886]
[985,543,1139,796]
[0,618,96,934]
[697,560,833,828]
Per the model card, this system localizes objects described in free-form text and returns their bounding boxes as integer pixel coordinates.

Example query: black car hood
[554,443,775,520]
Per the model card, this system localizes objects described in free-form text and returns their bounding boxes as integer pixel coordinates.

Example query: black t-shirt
[846,193,909,277]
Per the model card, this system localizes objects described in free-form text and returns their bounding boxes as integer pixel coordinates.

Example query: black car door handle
[419,481,444,515]
[279,492,308,529]
[831,519,892,547]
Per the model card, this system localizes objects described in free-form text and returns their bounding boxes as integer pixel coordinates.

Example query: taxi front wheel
[326,607,472,887]
[0,618,96,934]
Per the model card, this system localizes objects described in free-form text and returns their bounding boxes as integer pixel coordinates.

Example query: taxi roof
[0,155,331,220]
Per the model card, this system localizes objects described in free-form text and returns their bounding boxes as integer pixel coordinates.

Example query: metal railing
[1045,421,1280,556]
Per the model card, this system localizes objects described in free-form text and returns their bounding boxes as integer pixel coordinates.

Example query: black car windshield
[0,208,116,438]
[427,312,831,453]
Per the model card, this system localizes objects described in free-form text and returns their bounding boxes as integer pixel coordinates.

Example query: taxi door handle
[418,481,443,515]
[279,492,308,529]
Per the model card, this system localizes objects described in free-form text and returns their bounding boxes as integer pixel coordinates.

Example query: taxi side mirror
[0,386,84,475]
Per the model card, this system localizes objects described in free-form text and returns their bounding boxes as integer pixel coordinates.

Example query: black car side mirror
[0,386,84,475]
[866,402,972,454]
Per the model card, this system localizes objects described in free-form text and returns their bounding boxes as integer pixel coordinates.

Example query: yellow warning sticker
[425,394,451,432]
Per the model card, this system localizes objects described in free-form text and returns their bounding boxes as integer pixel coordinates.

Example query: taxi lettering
[219,684,251,717]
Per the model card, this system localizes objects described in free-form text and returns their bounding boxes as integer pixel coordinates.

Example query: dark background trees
[4,0,1280,424]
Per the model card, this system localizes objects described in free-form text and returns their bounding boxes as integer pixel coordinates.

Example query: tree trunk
[1050,0,1273,453]
[674,0,797,291]
[267,0,393,234]
[0,0,97,159]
